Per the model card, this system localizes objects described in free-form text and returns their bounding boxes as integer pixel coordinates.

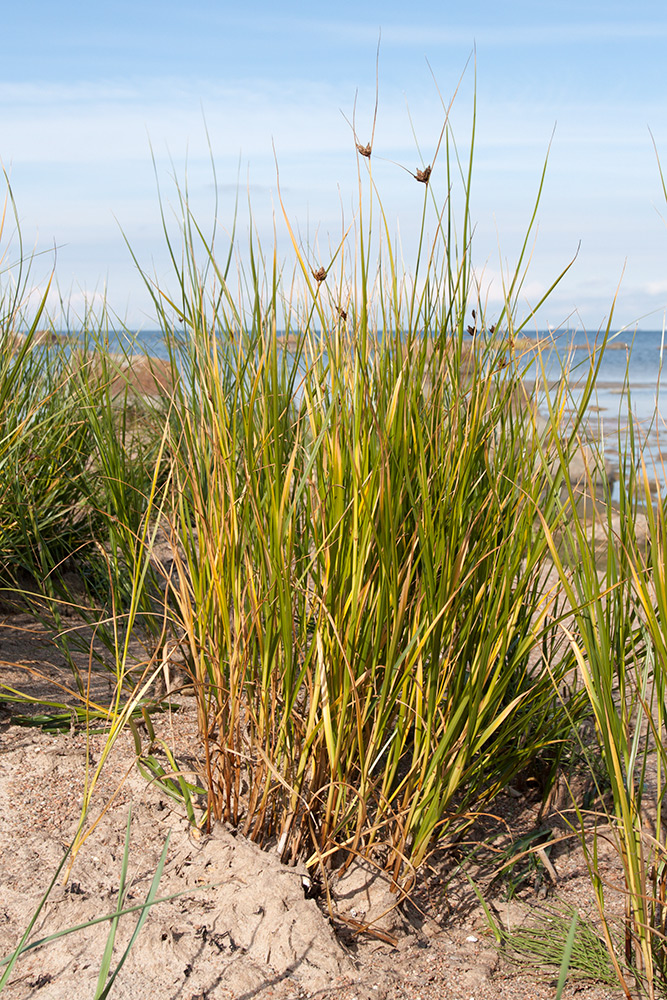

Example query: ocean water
[524,329,666,412]
[522,329,667,495]
[120,326,665,392]
[120,325,666,491]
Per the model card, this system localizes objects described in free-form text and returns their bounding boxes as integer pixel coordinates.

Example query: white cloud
[0,78,357,166]
[300,18,667,48]
[470,265,545,309]
[0,73,665,330]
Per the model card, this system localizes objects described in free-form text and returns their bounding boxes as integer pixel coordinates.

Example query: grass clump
[500,903,618,987]
[120,107,595,887]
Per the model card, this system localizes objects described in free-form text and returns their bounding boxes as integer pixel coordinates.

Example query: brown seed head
[415,166,432,184]
[312,267,328,283]
[338,307,348,321]
[356,142,372,158]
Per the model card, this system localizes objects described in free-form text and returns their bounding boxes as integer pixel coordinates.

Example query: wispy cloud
[301,18,667,47]
[0,63,664,329]
[2,76,662,177]
[0,78,359,165]
[471,264,546,307]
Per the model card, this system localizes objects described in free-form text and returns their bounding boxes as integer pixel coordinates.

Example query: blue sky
[2,1,667,330]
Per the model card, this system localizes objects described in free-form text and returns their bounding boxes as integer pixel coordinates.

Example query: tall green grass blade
[94,808,133,998]
[95,832,171,999]
[0,844,73,991]
[555,910,578,1000]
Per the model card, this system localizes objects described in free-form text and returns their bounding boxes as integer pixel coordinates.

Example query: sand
[0,610,630,1000]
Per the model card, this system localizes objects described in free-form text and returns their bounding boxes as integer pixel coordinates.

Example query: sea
[115,325,667,496]
[521,329,667,498]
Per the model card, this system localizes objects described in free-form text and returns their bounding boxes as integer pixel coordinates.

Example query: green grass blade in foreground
[69,414,176,863]
[0,847,218,972]
[0,842,73,992]
[555,911,578,1000]
[0,830,194,1000]
[94,808,133,997]
[95,832,171,1000]
[501,904,616,986]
